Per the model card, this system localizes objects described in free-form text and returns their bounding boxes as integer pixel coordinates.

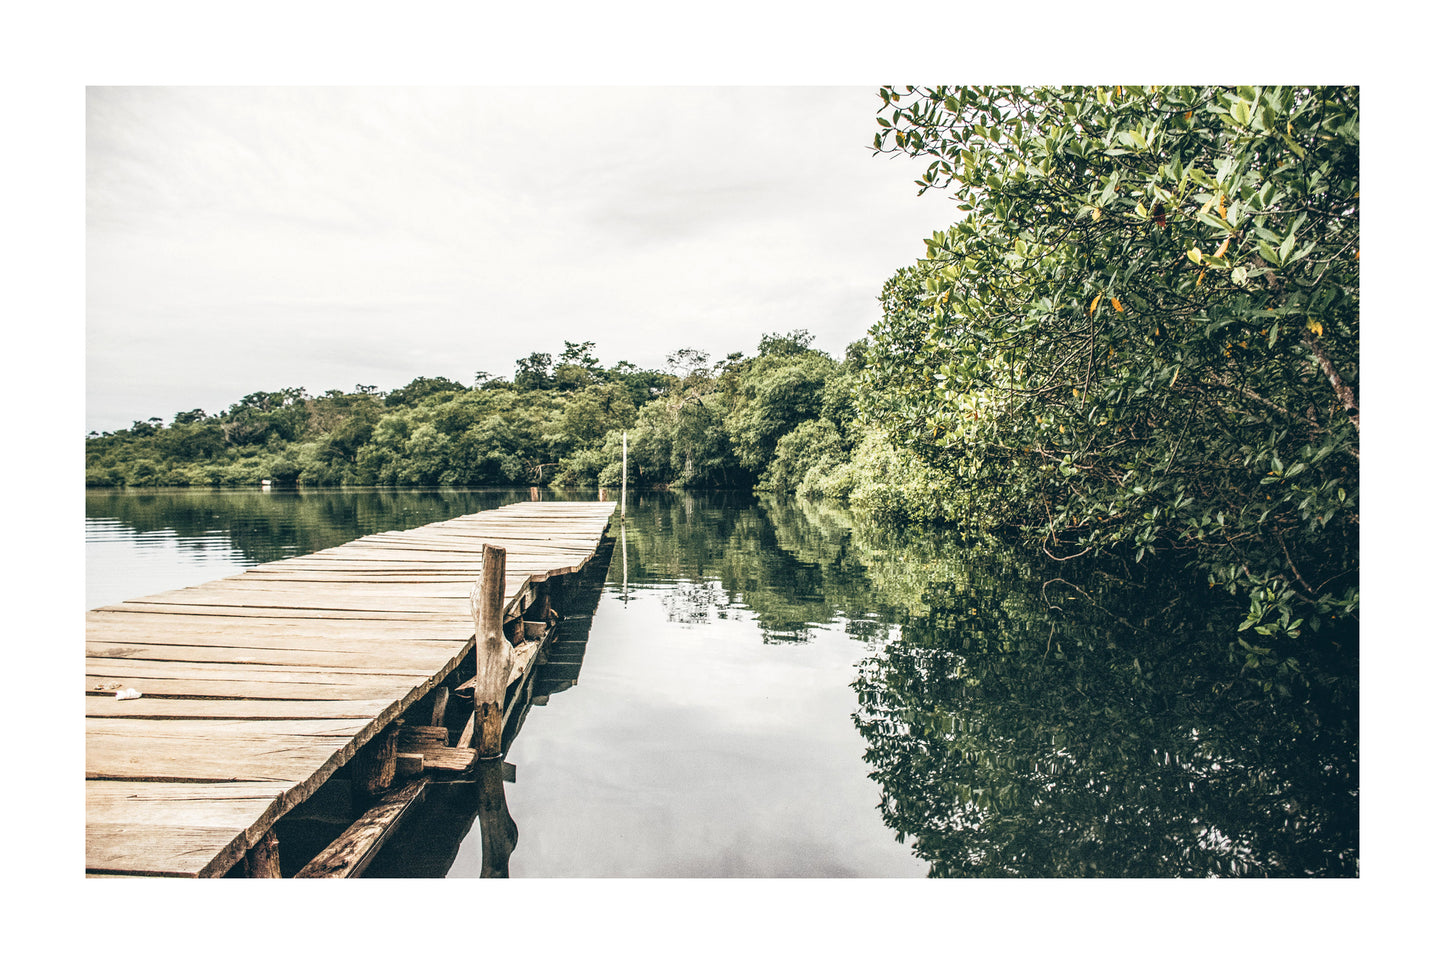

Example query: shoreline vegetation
[88,86,1358,678]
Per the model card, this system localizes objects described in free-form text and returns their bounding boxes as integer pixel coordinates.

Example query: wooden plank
[85,614,468,644]
[398,742,477,772]
[87,781,292,831]
[86,823,250,878]
[86,657,436,685]
[400,724,449,745]
[85,641,461,671]
[86,717,369,784]
[294,778,430,878]
[86,673,420,702]
[87,697,395,720]
[113,589,475,613]
[94,603,473,621]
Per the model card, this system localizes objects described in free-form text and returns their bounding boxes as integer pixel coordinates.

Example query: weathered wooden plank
[117,589,475,612]
[87,696,395,720]
[86,717,369,784]
[398,742,477,772]
[87,716,371,740]
[295,778,431,878]
[86,674,409,702]
[85,657,435,685]
[86,823,249,878]
[86,641,460,671]
[94,603,472,621]
[86,780,292,831]
[401,724,449,745]
[86,614,465,644]
[87,737,351,784]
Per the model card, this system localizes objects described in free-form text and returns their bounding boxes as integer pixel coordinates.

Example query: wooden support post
[295,778,430,879]
[396,752,425,779]
[430,686,450,728]
[353,723,400,809]
[470,544,513,759]
[243,829,280,878]
[529,578,552,626]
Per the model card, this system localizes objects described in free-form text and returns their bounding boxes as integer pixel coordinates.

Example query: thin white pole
[621,430,627,519]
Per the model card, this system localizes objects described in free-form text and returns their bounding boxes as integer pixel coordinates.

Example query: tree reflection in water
[846,522,1358,877]
[617,492,1356,876]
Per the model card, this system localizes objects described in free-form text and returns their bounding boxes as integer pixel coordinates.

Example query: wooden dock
[85,500,617,878]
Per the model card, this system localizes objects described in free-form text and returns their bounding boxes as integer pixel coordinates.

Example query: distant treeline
[86,331,928,513]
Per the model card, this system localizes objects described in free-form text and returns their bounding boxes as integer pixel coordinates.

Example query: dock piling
[243,829,281,878]
[354,722,401,806]
[471,544,513,758]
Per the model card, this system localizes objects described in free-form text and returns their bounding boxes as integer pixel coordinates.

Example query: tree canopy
[860,85,1359,654]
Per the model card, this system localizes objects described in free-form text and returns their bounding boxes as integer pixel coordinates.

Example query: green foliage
[863,85,1359,648]
[513,352,554,391]
[554,340,605,390]
[755,329,817,357]
[829,429,967,523]
[724,347,838,473]
[86,339,770,492]
[559,383,637,444]
[384,376,467,409]
[758,418,844,494]
[604,360,669,408]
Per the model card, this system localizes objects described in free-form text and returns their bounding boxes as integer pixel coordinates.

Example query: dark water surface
[85,486,1358,877]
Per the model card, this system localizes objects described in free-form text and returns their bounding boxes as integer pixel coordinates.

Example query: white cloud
[86,86,957,432]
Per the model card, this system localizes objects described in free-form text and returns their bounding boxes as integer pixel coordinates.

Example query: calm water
[85,486,1358,877]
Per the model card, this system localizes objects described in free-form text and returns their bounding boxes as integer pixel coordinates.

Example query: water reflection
[85,487,1358,876]
[567,492,1358,876]
[84,487,601,609]
[476,758,519,878]
[844,525,1359,877]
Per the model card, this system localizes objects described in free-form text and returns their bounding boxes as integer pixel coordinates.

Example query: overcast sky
[86,86,959,433]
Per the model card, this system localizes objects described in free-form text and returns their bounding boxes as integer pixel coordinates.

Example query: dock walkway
[85,500,617,877]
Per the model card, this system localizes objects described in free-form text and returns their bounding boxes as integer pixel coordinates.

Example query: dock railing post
[470,544,513,759]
